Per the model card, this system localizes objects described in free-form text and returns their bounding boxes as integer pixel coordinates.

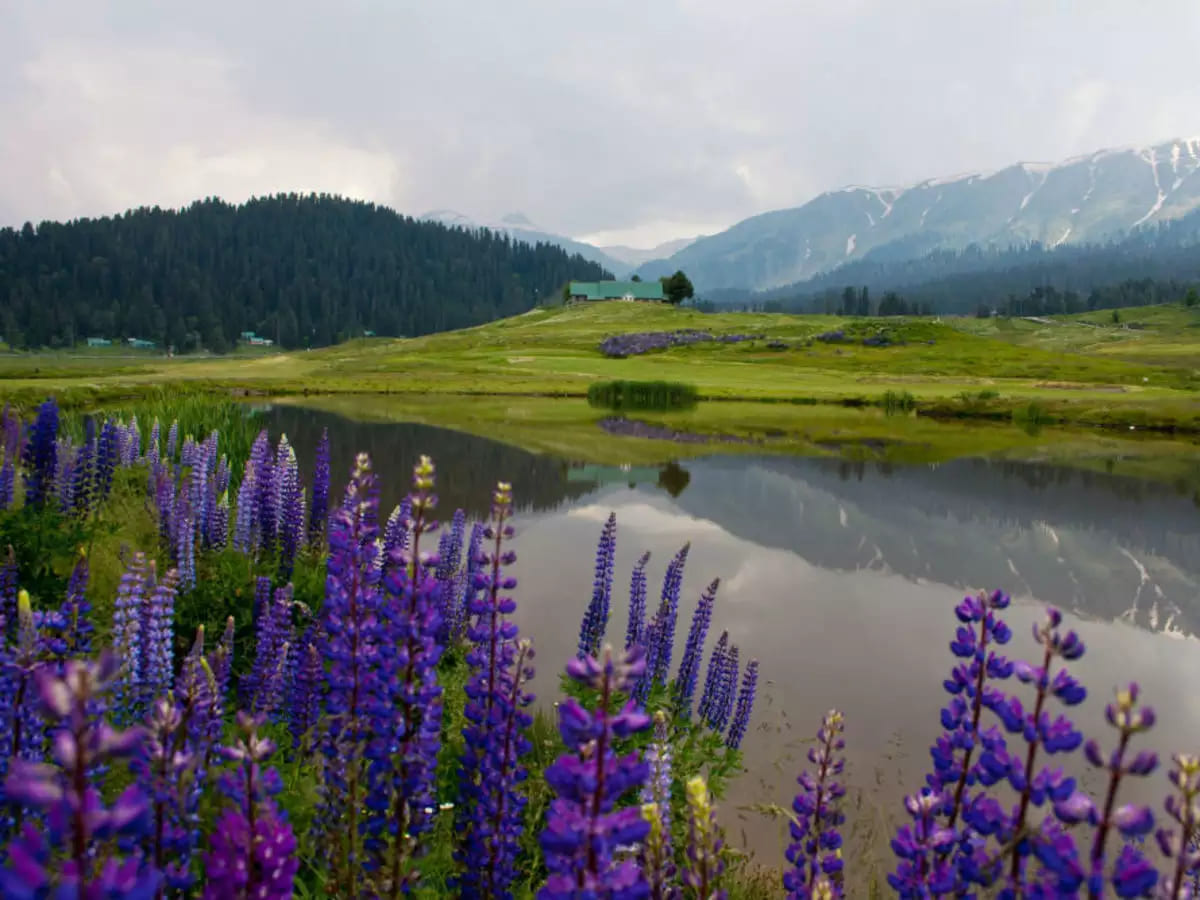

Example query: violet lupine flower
[95,418,120,501]
[139,566,179,710]
[277,441,304,578]
[70,418,96,518]
[641,543,691,695]
[888,789,957,897]
[202,713,298,900]
[0,592,49,844]
[125,415,141,464]
[54,437,76,514]
[539,645,652,899]
[132,696,203,892]
[112,552,149,724]
[675,578,719,718]
[210,490,230,551]
[697,631,729,729]
[455,482,538,899]
[578,512,617,659]
[260,434,288,553]
[214,615,235,705]
[316,452,385,897]
[20,397,58,508]
[709,643,739,735]
[625,551,651,651]
[447,520,485,642]
[309,427,331,547]
[0,546,17,642]
[434,507,466,637]
[166,419,179,461]
[61,548,92,656]
[287,631,322,749]
[384,502,409,554]
[147,418,160,462]
[0,407,17,511]
[233,456,258,553]
[0,451,13,512]
[0,653,160,899]
[1048,684,1159,898]
[726,658,759,750]
[174,483,196,591]
[1156,754,1200,899]
[244,584,294,718]
[641,710,676,900]
[361,455,447,895]
[982,607,1087,890]
[190,435,211,541]
[784,710,847,900]
[684,775,727,900]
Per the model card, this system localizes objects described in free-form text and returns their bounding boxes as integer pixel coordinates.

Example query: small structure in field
[569,280,664,302]
[86,337,112,347]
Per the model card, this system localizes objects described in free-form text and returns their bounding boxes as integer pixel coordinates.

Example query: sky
[3,0,1200,248]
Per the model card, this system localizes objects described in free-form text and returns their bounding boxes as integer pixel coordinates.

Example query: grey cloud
[2,0,1199,245]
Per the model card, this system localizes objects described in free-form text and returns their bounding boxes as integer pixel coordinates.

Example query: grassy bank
[2,302,1199,432]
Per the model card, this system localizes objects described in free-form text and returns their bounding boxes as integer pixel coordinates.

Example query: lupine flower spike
[641,711,675,900]
[684,775,728,900]
[785,710,847,899]
[1157,754,1200,899]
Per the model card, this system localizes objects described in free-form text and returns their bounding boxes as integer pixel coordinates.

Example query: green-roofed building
[569,280,664,302]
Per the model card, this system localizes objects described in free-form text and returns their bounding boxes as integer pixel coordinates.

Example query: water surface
[263,405,1200,872]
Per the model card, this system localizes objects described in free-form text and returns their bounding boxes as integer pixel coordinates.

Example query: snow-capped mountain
[419,210,632,276]
[636,136,1200,291]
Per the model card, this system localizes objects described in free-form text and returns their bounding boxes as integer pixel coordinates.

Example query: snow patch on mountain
[846,234,857,256]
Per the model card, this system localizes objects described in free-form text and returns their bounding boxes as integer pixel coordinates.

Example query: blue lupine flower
[539,645,652,899]
[61,549,92,656]
[147,418,161,461]
[166,419,179,461]
[625,551,651,651]
[316,452,385,896]
[0,653,161,899]
[277,442,304,578]
[244,584,294,718]
[0,547,17,643]
[287,628,322,750]
[1155,754,1200,899]
[20,398,58,508]
[309,427,331,547]
[578,512,617,659]
[112,553,149,724]
[174,483,196,590]
[785,709,847,899]
[70,418,96,518]
[697,630,729,729]
[709,643,739,734]
[675,578,719,718]
[139,566,178,709]
[54,437,76,514]
[888,789,957,898]
[727,658,759,750]
[0,591,49,848]
[95,418,120,501]
[639,543,690,697]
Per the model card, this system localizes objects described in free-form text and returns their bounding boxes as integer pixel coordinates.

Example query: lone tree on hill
[660,270,695,305]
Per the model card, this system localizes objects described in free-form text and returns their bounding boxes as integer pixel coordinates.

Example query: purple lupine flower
[94,418,120,501]
[625,551,651,651]
[213,615,235,705]
[0,653,160,899]
[684,775,727,900]
[361,455,446,895]
[539,645,652,899]
[455,482,538,898]
[1047,684,1159,897]
[236,429,271,554]
[174,483,196,590]
[578,512,617,659]
[260,434,288,553]
[888,789,958,897]
[640,543,691,697]
[244,584,294,718]
[190,434,210,541]
[125,415,141,464]
[61,548,92,656]
[287,631,322,749]
[641,710,676,900]
[147,418,161,462]
[70,417,96,518]
[112,552,149,724]
[0,591,49,845]
[209,490,230,551]
[202,713,298,900]
[139,566,178,710]
[309,427,330,548]
[132,696,203,893]
[675,578,719,718]
[0,451,13,512]
[166,419,179,462]
[433,507,466,638]
[710,643,739,734]
[233,457,258,553]
[316,452,385,897]
[277,441,304,578]
[1156,754,1200,899]
[384,502,409,554]
[697,630,729,729]
[983,606,1087,890]
[0,405,17,511]
[727,658,759,750]
[0,546,17,642]
[784,709,847,899]
[54,437,76,514]
[20,397,58,508]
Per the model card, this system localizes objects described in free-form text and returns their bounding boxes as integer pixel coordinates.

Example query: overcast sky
[3,1,1199,247]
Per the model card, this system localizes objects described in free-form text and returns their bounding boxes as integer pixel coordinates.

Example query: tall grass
[587,379,699,411]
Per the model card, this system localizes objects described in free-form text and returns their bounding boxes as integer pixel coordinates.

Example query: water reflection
[263,404,1200,872]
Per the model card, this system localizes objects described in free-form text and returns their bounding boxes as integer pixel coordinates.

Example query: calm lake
[263,403,1200,874]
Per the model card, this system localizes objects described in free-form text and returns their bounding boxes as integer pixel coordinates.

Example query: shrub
[587,379,699,411]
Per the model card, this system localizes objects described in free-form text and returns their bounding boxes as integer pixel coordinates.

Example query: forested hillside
[725,208,1200,315]
[0,194,610,351]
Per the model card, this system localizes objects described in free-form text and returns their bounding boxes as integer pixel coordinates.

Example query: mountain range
[417,210,700,277]
[429,135,1200,294]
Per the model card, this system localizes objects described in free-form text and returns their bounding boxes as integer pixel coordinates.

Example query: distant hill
[419,209,634,276]
[0,194,611,351]
[637,136,1200,291]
